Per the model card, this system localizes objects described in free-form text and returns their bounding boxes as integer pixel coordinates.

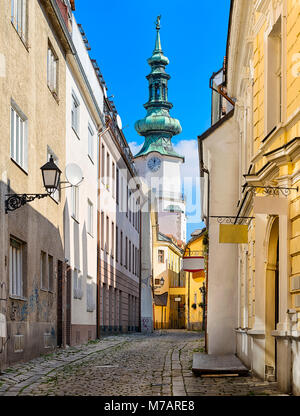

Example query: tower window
[155,84,160,100]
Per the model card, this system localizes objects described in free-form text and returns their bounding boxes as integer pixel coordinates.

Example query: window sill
[72,126,80,140]
[88,155,94,164]
[47,86,59,104]
[11,22,29,52]
[71,215,79,224]
[9,295,27,302]
[40,288,54,293]
[10,158,28,175]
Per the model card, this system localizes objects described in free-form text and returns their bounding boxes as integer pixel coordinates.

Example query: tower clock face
[147,156,161,172]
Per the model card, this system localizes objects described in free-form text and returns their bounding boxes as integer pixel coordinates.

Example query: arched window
[155,84,160,100]
[149,84,153,100]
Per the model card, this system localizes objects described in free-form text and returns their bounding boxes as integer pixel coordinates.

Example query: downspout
[198,136,210,352]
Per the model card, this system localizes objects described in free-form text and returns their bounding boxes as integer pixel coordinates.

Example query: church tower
[134,16,186,242]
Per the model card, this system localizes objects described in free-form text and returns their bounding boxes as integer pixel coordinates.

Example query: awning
[154,292,168,306]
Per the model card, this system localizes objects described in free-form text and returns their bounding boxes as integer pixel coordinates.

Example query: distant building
[98,97,143,334]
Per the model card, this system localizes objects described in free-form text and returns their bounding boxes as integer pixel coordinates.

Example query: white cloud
[173,139,200,180]
[128,141,142,156]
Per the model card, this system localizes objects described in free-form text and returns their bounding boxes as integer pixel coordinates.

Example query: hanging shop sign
[183,256,205,272]
[253,196,288,215]
[192,270,205,282]
[219,224,248,244]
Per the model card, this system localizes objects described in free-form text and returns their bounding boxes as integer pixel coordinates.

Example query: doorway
[169,295,186,329]
[265,217,279,381]
[57,260,63,347]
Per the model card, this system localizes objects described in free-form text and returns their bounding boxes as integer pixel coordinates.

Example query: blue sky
[74,0,231,239]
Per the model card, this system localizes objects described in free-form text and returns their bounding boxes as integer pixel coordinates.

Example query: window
[266,17,282,133]
[48,255,54,292]
[71,186,79,220]
[120,231,123,266]
[41,251,54,291]
[125,237,128,269]
[11,0,27,43]
[129,241,131,272]
[73,268,83,299]
[126,185,129,217]
[129,191,132,223]
[10,104,28,171]
[88,124,94,161]
[101,211,104,250]
[158,250,165,263]
[86,278,95,312]
[101,144,105,183]
[47,44,58,95]
[116,168,119,205]
[106,216,109,254]
[116,226,119,262]
[9,238,24,298]
[40,251,47,290]
[111,222,115,258]
[106,152,110,189]
[87,199,93,235]
[133,245,135,275]
[71,92,80,135]
[112,162,115,198]
[155,279,160,286]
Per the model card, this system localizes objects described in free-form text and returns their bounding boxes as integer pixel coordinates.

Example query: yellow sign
[219,224,248,244]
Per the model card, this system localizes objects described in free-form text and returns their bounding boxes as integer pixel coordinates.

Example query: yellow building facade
[153,230,207,331]
[224,0,300,395]
[153,232,186,329]
[183,230,207,331]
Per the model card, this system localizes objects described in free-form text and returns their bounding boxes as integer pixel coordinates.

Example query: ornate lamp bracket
[243,185,298,197]
[5,193,49,214]
[210,216,254,225]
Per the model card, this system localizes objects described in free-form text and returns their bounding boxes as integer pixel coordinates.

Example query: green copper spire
[134,16,183,160]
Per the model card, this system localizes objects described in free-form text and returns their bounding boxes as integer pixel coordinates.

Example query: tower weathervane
[155,15,161,31]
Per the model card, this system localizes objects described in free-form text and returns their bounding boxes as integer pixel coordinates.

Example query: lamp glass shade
[160,278,165,286]
[41,155,61,193]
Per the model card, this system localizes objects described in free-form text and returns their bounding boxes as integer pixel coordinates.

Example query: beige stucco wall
[0,0,67,368]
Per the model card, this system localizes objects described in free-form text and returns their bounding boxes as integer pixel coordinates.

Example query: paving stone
[0,330,288,397]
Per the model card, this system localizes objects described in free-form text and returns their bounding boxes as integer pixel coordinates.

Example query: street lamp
[5,155,62,213]
[41,155,62,194]
[160,277,165,286]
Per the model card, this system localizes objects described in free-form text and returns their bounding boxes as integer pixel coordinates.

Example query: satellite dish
[116,114,122,130]
[65,163,84,186]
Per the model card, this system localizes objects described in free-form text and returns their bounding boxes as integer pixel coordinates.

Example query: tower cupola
[134,16,183,160]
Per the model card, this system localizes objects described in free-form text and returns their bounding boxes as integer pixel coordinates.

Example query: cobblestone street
[0,331,288,396]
